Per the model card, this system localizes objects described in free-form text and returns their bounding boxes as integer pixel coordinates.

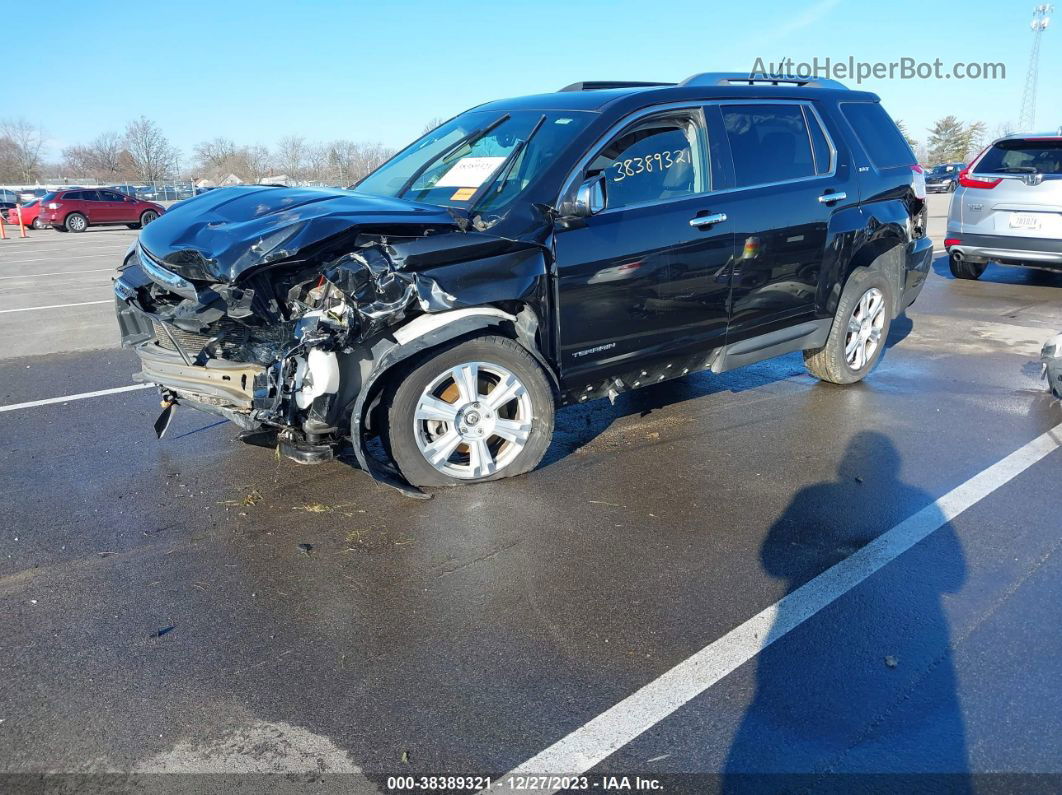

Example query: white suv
[945,132,1062,279]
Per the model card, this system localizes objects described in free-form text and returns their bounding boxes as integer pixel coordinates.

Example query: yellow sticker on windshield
[450,187,476,201]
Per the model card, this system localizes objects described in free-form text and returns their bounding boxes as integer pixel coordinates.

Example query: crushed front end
[114,241,376,463]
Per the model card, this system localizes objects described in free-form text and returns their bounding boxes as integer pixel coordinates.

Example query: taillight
[958,169,1002,190]
[944,238,962,248]
[47,202,60,209]
[911,164,924,174]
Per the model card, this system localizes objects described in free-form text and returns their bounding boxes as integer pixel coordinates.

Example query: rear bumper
[944,232,1062,268]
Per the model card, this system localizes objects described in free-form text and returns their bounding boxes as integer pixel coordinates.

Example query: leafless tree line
[0,115,396,187]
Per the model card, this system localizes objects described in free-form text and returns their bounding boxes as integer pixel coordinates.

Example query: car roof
[476,74,879,115]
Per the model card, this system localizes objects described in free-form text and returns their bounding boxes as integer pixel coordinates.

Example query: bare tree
[124,116,180,182]
[193,137,237,176]
[0,118,46,182]
[275,135,307,184]
[62,131,128,180]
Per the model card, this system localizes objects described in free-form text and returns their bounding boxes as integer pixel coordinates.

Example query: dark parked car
[925,162,966,193]
[39,189,164,232]
[114,72,930,493]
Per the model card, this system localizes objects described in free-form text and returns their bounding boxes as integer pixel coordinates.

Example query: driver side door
[553,106,735,388]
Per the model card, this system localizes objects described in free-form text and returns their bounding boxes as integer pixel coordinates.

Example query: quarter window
[586,110,708,210]
[840,102,915,169]
[722,104,817,187]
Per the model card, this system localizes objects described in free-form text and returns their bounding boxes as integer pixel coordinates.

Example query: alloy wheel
[844,287,886,370]
[413,361,533,479]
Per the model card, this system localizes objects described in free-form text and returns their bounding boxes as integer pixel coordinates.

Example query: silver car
[945,131,1062,279]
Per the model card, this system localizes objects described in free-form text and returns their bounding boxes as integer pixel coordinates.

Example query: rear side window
[722,104,817,187]
[63,191,84,200]
[80,190,102,201]
[974,139,1062,175]
[840,102,915,168]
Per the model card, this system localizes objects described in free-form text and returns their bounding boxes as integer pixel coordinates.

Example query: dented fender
[342,305,554,496]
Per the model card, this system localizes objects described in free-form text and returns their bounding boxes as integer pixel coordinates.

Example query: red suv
[38,189,164,232]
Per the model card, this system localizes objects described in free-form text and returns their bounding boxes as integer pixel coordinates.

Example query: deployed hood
[138,185,460,282]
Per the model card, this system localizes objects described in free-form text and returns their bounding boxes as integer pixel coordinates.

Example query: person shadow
[722,431,969,794]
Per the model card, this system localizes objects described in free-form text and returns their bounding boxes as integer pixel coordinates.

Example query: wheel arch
[832,235,907,320]
[340,304,557,495]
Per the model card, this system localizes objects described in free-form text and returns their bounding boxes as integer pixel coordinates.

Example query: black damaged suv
[114,73,931,493]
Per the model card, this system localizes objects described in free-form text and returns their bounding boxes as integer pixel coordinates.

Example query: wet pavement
[1,196,1060,792]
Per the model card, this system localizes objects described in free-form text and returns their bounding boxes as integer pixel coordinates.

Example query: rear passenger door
[714,101,857,337]
[76,190,104,223]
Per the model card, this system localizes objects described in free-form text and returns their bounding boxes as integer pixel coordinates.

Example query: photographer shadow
[723,431,970,793]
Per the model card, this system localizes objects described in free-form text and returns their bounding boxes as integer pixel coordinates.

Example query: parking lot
[1,194,1060,790]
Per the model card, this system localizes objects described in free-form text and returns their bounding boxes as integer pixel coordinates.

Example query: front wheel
[140,210,159,227]
[804,268,893,385]
[31,217,42,229]
[383,335,555,487]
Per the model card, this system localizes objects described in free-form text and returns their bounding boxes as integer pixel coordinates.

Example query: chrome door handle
[818,192,847,203]
[690,212,727,227]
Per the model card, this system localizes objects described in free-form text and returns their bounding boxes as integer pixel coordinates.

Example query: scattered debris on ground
[297,543,314,556]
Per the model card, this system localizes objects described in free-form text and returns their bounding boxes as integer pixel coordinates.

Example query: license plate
[1010,212,1041,230]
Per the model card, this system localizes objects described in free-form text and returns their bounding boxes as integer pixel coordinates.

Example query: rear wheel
[383,335,554,487]
[948,255,986,280]
[804,267,893,385]
[31,217,42,229]
[65,213,87,233]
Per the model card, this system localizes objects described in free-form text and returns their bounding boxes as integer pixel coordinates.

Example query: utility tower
[1019,4,1052,131]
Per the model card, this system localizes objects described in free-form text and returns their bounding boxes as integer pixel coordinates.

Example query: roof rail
[680,72,848,90]
[558,80,674,92]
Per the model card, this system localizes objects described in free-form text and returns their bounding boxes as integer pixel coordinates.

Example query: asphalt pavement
[0,195,1060,793]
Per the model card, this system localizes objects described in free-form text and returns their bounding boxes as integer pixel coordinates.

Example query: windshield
[975,140,1062,175]
[355,109,592,213]
[930,164,960,175]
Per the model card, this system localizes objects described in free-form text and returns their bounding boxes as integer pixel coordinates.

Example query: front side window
[355,109,592,213]
[974,139,1062,176]
[723,104,817,187]
[586,110,708,210]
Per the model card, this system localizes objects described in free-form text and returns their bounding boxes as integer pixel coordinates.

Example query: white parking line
[0,268,112,280]
[0,384,153,413]
[0,299,112,314]
[0,252,126,265]
[491,423,1062,791]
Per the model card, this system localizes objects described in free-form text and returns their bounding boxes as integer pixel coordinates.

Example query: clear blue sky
[6,0,1058,162]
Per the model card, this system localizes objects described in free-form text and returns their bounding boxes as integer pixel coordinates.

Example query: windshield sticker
[450,187,477,201]
[435,156,507,188]
[612,148,690,182]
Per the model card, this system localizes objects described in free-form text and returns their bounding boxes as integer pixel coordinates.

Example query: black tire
[127,223,142,230]
[948,255,986,280]
[382,335,555,487]
[31,217,42,229]
[65,213,87,233]
[140,210,158,227]
[803,267,893,385]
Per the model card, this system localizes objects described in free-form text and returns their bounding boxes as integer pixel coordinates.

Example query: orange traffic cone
[16,205,27,238]
[0,212,7,240]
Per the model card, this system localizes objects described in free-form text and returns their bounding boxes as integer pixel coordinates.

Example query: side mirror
[561,174,606,218]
